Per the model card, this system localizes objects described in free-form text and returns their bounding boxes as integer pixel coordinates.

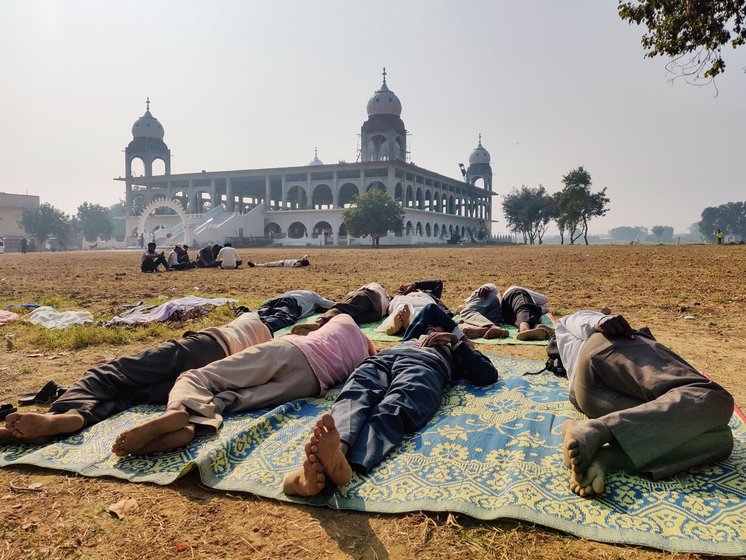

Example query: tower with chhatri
[361,68,407,163]
[124,98,171,215]
[117,72,496,246]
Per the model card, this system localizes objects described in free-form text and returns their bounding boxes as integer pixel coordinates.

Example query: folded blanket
[23,306,94,329]
[0,310,19,325]
[108,295,236,325]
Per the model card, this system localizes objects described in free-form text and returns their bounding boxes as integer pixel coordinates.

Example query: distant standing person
[20,237,28,254]
[138,233,145,249]
[716,229,723,244]
[216,242,242,269]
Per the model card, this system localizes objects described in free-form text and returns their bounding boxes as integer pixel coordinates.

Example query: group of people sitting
[1,281,735,501]
[141,242,311,272]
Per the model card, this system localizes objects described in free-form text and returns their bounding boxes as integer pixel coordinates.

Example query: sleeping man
[283,303,498,496]
[556,311,734,497]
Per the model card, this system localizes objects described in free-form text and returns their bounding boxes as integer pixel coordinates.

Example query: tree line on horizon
[501,166,610,245]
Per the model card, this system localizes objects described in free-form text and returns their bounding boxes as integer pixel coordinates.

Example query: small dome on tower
[308,147,324,166]
[468,135,490,164]
[132,98,165,140]
[366,68,402,117]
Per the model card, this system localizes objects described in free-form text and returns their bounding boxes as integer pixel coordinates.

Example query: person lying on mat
[375,279,453,336]
[250,289,335,335]
[290,279,447,336]
[247,255,310,268]
[457,284,553,341]
[557,310,734,498]
[283,303,498,496]
[112,314,376,456]
[1,311,273,443]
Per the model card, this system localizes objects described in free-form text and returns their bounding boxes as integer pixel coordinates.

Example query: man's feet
[516,324,554,341]
[112,409,190,456]
[311,413,352,487]
[282,458,325,496]
[569,458,606,497]
[461,325,509,339]
[386,306,411,336]
[4,411,84,440]
[461,326,489,339]
[561,419,612,476]
[291,322,321,336]
[484,326,509,339]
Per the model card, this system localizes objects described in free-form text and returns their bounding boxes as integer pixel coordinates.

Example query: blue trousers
[257,297,303,334]
[332,346,449,472]
[402,303,458,341]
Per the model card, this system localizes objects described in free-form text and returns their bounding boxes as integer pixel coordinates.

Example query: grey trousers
[458,290,503,329]
[571,331,734,479]
[169,339,319,430]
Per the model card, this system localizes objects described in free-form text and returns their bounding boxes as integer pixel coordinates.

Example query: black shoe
[247,261,255,267]
[235,305,252,316]
[18,381,67,406]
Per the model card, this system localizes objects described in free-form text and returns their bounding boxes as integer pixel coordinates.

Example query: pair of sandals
[18,380,67,407]
[0,381,67,422]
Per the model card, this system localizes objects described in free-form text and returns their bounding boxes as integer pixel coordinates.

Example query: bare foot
[5,412,84,440]
[386,306,411,335]
[0,427,21,443]
[134,425,195,455]
[516,326,551,341]
[112,409,189,456]
[484,326,509,339]
[569,458,606,497]
[399,305,411,330]
[282,458,326,496]
[291,323,321,336]
[561,419,611,476]
[461,326,488,339]
[311,413,352,487]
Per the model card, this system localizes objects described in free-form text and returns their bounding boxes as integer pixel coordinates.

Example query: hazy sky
[1,0,744,235]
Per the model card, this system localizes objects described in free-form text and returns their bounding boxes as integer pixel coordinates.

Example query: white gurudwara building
[117,72,495,247]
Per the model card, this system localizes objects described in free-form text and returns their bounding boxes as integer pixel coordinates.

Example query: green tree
[502,185,555,244]
[699,201,746,241]
[610,225,649,242]
[19,203,73,249]
[554,167,610,245]
[651,225,674,243]
[77,202,114,242]
[618,1,746,83]
[342,189,405,247]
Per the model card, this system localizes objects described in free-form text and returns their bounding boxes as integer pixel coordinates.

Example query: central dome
[366,72,402,117]
[132,100,165,139]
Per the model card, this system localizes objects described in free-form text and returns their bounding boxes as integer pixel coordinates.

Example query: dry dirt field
[0,244,744,560]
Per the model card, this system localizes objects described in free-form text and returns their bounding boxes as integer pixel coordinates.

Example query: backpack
[524,335,567,377]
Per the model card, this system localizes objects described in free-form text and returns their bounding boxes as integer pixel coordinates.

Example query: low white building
[0,192,39,252]
[117,73,496,248]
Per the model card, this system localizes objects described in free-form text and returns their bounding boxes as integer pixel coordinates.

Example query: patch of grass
[19,366,34,375]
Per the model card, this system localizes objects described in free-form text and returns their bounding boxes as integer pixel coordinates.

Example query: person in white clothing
[216,243,242,269]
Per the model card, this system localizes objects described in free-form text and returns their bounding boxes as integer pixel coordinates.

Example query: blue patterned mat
[1,355,744,555]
